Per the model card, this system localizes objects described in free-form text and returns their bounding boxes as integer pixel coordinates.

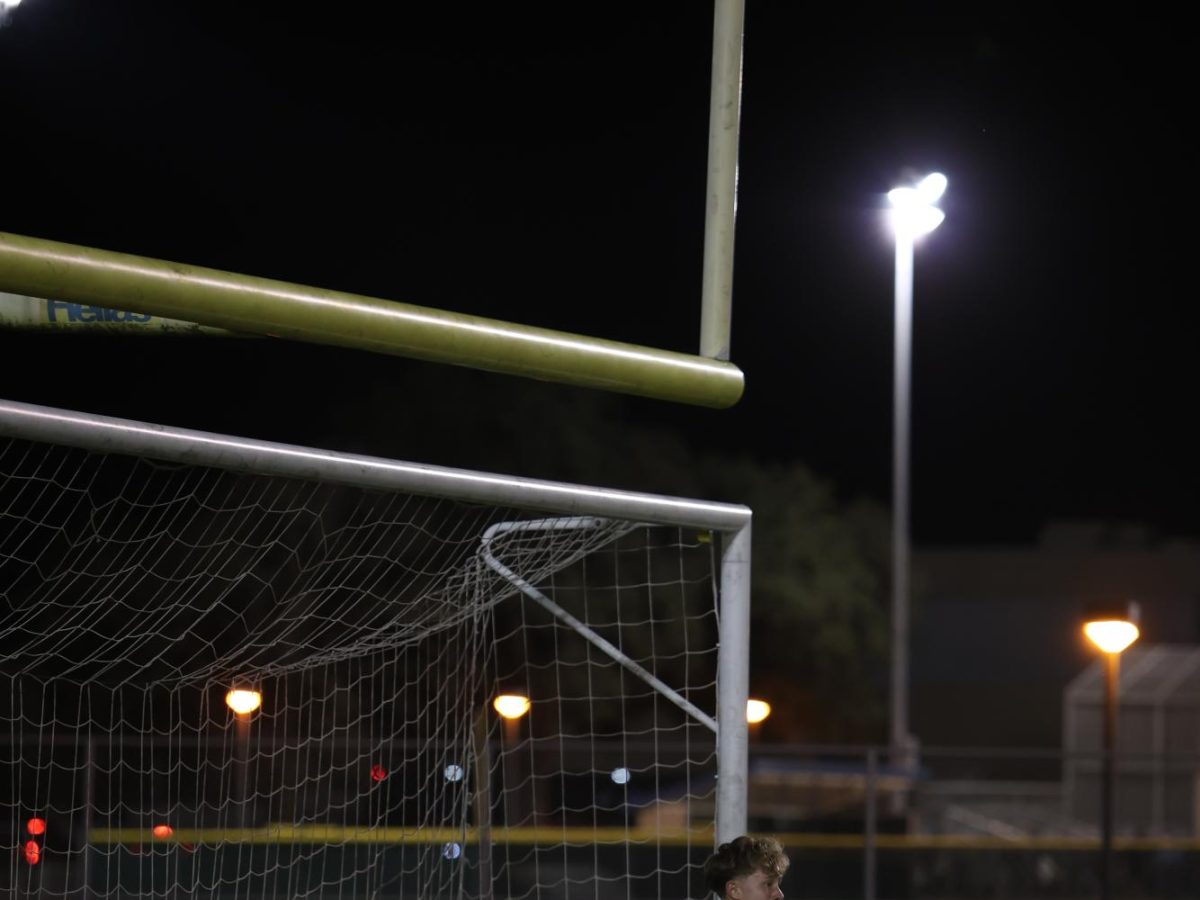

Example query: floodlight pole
[885,173,945,772]
[890,231,913,768]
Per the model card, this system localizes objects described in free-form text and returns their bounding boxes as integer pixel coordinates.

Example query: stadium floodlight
[887,173,947,239]
[0,0,24,9]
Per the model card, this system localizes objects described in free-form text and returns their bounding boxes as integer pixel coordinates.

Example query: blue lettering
[43,301,154,324]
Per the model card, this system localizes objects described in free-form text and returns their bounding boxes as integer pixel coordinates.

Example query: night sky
[1,4,1195,545]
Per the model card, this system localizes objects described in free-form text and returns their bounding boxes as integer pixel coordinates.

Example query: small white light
[443,764,464,783]
[442,842,462,860]
[610,767,631,785]
[0,0,24,9]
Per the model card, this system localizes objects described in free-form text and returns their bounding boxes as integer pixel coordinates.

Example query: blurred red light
[152,824,174,839]
[370,763,387,782]
[26,817,46,836]
[23,840,40,865]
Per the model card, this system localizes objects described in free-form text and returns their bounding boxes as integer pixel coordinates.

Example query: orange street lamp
[493,693,531,823]
[1083,600,1140,900]
[493,694,531,720]
[493,693,531,749]
[746,699,771,724]
[1084,619,1139,655]
[225,688,262,716]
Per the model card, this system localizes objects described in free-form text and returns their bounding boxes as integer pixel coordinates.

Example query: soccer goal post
[0,398,750,900]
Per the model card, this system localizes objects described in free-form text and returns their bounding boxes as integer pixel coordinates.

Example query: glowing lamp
[152,824,174,839]
[23,840,39,865]
[1084,620,1140,654]
[493,694,531,720]
[370,763,387,782]
[746,699,772,724]
[225,688,262,715]
[888,172,947,238]
[1083,601,1141,654]
[26,817,46,836]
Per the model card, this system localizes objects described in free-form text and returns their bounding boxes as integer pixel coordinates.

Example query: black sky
[1,4,1196,545]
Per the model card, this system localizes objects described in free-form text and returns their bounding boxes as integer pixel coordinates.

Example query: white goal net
[0,400,751,900]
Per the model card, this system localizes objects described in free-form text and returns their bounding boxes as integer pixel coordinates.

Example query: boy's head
[702,835,789,900]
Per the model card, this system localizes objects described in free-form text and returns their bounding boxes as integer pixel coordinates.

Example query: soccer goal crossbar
[0,397,751,899]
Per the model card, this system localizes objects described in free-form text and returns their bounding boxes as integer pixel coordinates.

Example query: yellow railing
[88,825,1200,851]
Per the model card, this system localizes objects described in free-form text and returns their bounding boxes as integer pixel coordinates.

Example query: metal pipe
[0,231,744,408]
[715,522,751,844]
[1101,652,1118,900]
[699,0,746,361]
[480,518,718,734]
[0,399,751,531]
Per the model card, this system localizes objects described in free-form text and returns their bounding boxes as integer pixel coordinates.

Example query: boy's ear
[727,880,740,900]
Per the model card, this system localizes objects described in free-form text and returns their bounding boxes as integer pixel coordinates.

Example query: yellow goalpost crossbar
[0,231,744,408]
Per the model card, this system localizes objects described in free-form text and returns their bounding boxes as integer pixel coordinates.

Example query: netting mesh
[0,436,720,899]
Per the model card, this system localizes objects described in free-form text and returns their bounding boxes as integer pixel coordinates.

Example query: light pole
[226,687,262,828]
[886,172,946,768]
[493,694,531,823]
[1083,601,1140,900]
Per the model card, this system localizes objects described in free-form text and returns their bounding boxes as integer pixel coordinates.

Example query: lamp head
[746,699,771,724]
[888,172,947,238]
[1083,601,1141,654]
[225,687,262,716]
[493,694,531,720]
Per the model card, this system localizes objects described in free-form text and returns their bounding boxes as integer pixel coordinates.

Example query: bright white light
[1084,620,1140,654]
[917,172,948,203]
[442,842,462,860]
[610,767,631,785]
[443,764,464,783]
[225,688,262,715]
[888,173,947,238]
[0,0,23,9]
